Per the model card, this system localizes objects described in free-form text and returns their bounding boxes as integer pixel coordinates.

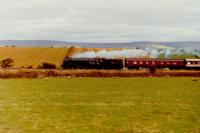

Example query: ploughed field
[0,78,199,132]
[0,47,68,68]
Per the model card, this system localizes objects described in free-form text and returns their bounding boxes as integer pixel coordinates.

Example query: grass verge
[0,78,199,132]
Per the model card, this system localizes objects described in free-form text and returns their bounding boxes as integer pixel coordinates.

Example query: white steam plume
[145,48,200,58]
[72,48,200,59]
[73,49,149,58]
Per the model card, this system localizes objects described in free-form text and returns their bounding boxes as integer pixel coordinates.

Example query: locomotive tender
[63,58,200,70]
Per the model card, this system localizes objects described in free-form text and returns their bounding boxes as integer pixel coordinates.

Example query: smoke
[72,48,200,59]
[73,49,149,58]
[145,48,200,58]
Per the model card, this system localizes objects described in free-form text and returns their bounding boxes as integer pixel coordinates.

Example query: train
[62,58,200,70]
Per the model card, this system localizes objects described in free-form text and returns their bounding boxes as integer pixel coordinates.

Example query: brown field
[0,47,69,68]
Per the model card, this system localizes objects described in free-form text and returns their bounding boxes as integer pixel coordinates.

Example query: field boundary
[0,69,200,78]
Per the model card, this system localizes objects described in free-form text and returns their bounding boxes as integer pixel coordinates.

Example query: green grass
[0,78,200,133]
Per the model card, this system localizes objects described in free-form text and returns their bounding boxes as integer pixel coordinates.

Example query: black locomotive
[63,58,123,69]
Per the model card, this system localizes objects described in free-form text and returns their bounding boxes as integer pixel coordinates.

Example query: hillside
[1,40,200,49]
[0,47,69,68]
[0,46,198,69]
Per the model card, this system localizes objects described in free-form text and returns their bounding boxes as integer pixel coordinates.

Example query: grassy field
[0,47,69,68]
[0,78,199,133]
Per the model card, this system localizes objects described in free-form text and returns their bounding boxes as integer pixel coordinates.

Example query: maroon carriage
[125,58,185,69]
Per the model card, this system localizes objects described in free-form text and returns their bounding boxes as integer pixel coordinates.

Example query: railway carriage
[185,59,200,69]
[125,58,185,69]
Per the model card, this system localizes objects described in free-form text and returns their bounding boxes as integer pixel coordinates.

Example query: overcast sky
[0,0,200,42]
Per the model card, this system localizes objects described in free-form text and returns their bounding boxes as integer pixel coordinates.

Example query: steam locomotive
[62,58,200,70]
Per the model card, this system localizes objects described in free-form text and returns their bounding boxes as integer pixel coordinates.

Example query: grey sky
[0,0,200,42]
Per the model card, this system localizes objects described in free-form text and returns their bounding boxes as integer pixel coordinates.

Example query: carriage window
[167,62,170,64]
[152,61,155,64]
[198,62,200,64]
[146,61,149,64]
[134,61,137,64]
[173,62,177,65]
[161,62,164,64]
[140,61,143,64]
[187,62,191,65]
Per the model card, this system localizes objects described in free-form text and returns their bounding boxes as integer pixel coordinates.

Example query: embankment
[0,69,200,78]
